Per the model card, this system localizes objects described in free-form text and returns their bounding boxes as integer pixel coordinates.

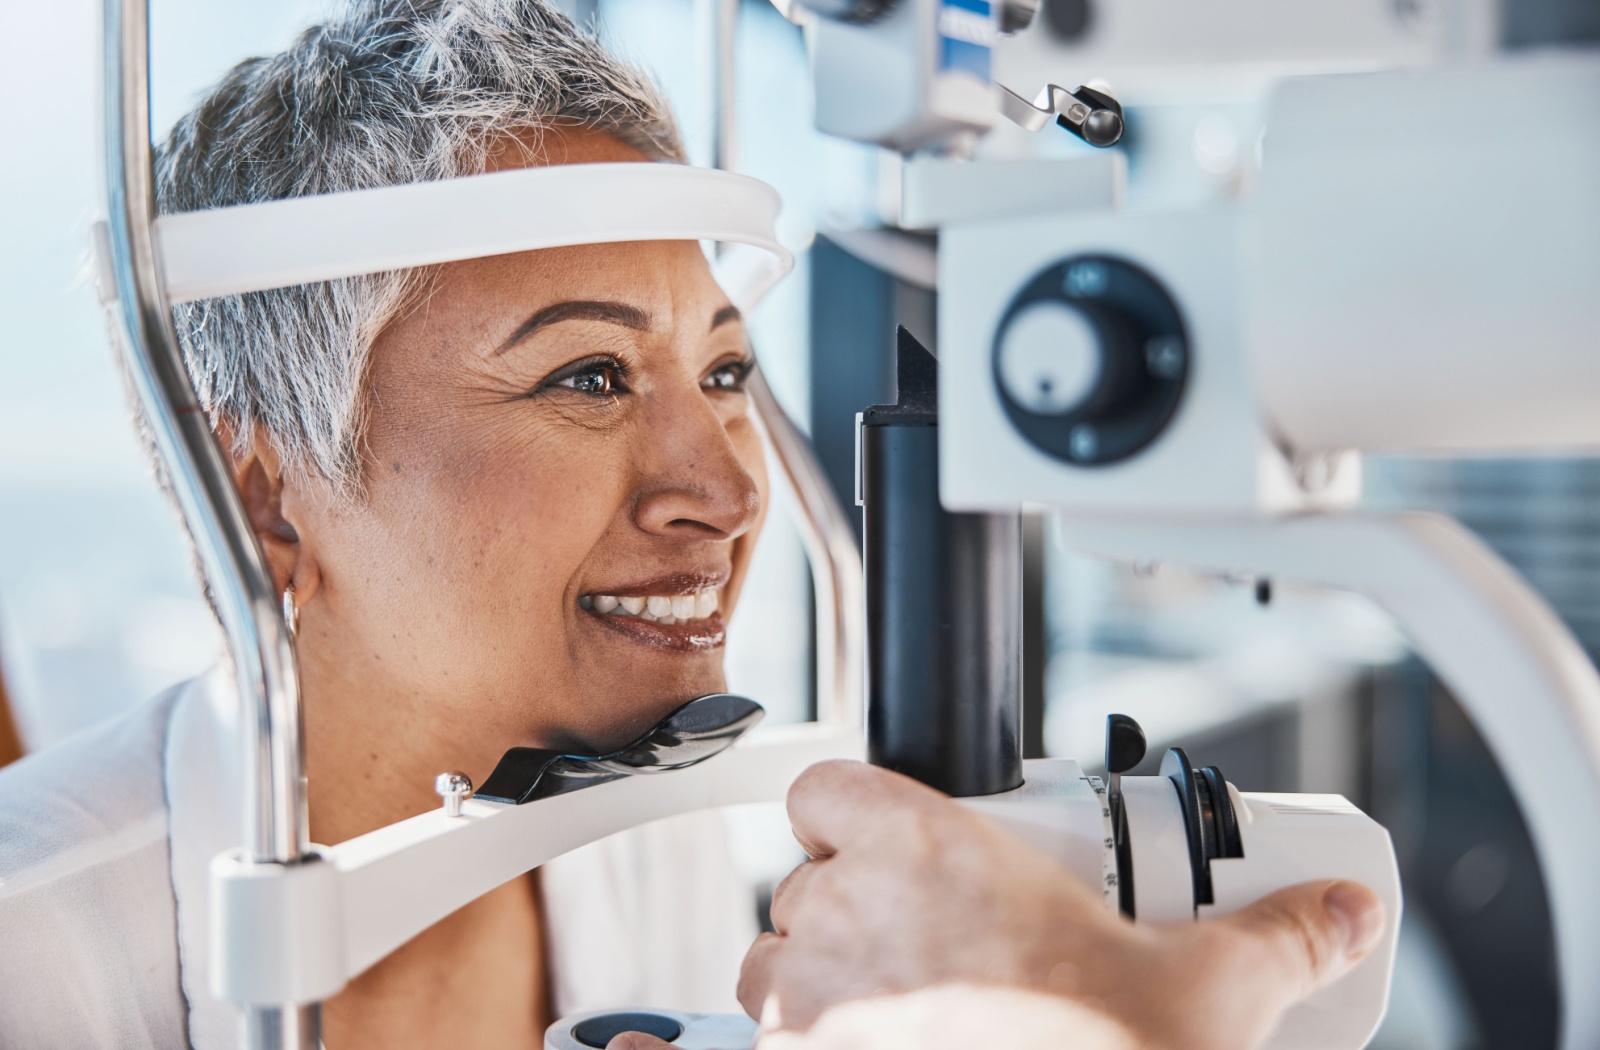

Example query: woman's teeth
[581,590,719,625]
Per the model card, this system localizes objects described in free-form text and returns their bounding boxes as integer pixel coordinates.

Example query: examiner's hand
[732,759,1385,1050]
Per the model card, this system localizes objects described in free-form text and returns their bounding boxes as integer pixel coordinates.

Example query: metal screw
[435,772,473,818]
[1145,336,1186,379]
[1065,262,1108,297]
[1069,424,1100,460]
[1292,453,1342,493]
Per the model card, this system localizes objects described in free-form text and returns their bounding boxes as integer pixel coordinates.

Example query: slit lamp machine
[95,0,1600,1047]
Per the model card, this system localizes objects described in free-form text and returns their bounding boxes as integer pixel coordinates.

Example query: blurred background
[2,0,1598,1046]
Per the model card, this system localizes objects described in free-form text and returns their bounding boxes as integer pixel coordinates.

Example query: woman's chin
[542,609,737,751]
[554,663,734,757]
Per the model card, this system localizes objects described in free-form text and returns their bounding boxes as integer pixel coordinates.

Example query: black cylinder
[862,329,1023,797]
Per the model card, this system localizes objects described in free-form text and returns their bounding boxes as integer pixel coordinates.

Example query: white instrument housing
[921,56,1600,1050]
[937,58,1600,520]
[973,760,1402,1050]
[810,0,1003,151]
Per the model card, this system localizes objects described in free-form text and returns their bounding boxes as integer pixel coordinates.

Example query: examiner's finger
[786,760,948,858]
[737,931,784,1019]
[1209,880,1385,1011]
[768,859,823,935]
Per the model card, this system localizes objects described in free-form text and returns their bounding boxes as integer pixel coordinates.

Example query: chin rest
[475,693,765,805]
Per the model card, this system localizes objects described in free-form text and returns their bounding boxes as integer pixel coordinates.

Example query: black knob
[573,1013,684,1048]
[1042,0,1092,41]
[1105,713,1146,774]
[1080,106,1123,148]
[991,256,1189,467]
[999,0,1041,34]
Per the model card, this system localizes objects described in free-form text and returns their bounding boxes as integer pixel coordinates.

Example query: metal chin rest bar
[99,0,862,1045]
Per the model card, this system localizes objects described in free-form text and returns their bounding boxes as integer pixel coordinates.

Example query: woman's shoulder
[0,682,185,887]
[0,683,190,1049]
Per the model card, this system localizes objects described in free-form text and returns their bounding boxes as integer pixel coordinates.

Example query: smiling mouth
[580,589,720,625]
[579,580,727,652]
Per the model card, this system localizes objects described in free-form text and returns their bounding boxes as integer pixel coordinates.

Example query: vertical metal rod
[749,372,866,731]
[100,0,319,1045]
[698,0,740,174]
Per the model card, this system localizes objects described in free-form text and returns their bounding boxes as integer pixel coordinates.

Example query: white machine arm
[211,724,863,1006]
[1056,510,1600,1050]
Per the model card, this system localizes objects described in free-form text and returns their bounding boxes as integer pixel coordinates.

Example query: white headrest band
[151,162,794,309]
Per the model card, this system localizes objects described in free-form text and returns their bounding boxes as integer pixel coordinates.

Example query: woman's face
[287,130,768,760]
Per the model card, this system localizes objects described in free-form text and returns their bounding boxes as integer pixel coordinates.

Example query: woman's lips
[578,571,728,653]
[586,607,727,652]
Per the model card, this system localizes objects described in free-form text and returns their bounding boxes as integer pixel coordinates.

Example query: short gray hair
[155,0,684,495]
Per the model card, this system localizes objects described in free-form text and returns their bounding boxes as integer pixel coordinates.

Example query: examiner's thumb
[605,1034,677,1050]
[1219,880,1385,999]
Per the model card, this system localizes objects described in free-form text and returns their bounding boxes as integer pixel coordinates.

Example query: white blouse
[0,667,757,1048]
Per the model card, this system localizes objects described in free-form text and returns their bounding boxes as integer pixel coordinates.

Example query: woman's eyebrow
[710,304,742,331]
[495,300,652,354]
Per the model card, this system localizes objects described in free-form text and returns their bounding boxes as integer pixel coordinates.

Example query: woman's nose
[631,395,762,541]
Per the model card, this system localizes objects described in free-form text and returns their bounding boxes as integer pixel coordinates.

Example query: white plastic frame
[153,161,794,308]
[212,722,861,1005]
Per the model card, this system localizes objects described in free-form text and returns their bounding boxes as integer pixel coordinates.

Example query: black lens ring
[1159,747,1211,907]
[1199,765,1244,860]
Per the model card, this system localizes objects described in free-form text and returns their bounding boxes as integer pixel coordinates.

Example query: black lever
[475,693,764,805]
[1105,712,1146,801]
[1104,713,1146,917]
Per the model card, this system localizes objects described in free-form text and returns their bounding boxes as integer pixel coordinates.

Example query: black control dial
[991,255,1188,467]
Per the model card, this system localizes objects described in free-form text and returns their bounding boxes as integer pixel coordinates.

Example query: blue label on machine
[939,0,994,82]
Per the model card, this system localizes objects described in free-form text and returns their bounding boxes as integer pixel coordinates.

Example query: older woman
[0,2,763,1047]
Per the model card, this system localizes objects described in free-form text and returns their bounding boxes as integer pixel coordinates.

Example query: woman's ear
[221,423,319,602]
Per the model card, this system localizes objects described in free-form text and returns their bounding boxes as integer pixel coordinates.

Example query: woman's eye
[705,360,752,391]
[550,363,622,397]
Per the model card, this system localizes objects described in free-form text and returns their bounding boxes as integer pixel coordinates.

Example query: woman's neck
[298,638,553,1049]
[322,874,551,1049]
[299,632,514,846]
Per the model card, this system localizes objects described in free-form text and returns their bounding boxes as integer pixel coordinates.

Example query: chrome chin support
[749,368,866,731]
[100,0,318,1045]
[702,0,864,737]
